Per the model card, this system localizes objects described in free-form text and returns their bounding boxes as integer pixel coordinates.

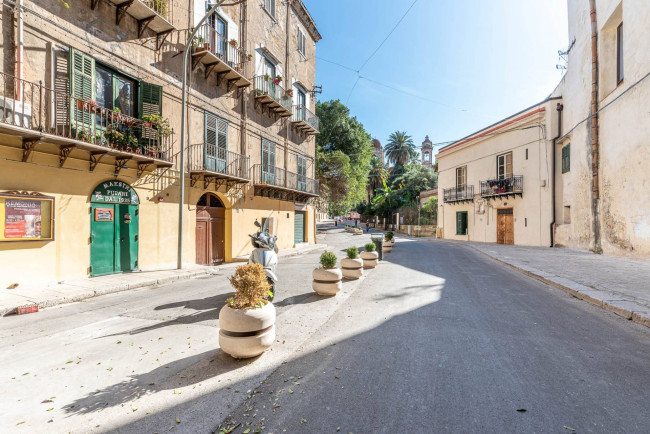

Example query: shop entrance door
[90,181,140,276]
[196,193,225,265]
[497,208,514,245]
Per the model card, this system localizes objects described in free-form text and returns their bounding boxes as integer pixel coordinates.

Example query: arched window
[424,151,430,162]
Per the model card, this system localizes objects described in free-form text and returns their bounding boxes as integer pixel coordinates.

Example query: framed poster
[0,192,54,242]
[94,208,114,222]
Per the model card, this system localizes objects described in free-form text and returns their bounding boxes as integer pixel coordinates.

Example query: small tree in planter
[383,231,394,253]
[360,242,378,269]
[312,251,342,295]
[219,264,276,359]
[341,247,363,280]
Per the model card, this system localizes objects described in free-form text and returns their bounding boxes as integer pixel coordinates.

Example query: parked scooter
[249,219,279,301]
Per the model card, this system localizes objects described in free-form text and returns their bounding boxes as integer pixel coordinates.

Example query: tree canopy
[384,131,417,170]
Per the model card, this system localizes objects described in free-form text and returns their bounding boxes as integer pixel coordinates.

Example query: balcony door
[210,14,228,61]
[262,139,276,184]
[261,58,277,98]
[456,166,466,199]
[205,112,228,173]
[297,155,307,191]
[296,89,306,120]
[497,152,512,179]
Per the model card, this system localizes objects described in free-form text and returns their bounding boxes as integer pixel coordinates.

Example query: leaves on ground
[46,408,54,411]
[516,408,526,412]
[175,418,181,423]
[563,427,575,431]
[107,367,113,371]
[287,389,293,394]
[300,418,307,424]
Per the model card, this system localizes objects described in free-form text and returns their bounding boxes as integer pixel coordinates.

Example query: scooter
[249,219,279,301]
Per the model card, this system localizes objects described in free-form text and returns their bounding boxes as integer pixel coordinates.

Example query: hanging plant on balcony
[264,74,271,82]
[273,75,282,85]
[229,39,238,47]
[141,115,174,137]
[285,89,293,97]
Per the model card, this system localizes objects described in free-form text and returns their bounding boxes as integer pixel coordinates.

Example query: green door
[90,204,116,276]
[294,211,305,244]
[117,204,139,272]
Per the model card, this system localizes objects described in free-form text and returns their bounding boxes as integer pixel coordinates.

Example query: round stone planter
[354,229,363,235]
[312,267,342,295]
[218,302,276,359]
[360,251,379,268]
[382,243,393,253]
[341,257,363,280]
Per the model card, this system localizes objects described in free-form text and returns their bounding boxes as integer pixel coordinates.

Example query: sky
[302,0,569,156]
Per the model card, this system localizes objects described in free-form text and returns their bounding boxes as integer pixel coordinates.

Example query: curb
[466,244,650,329]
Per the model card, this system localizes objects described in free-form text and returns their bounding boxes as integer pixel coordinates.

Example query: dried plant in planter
[227,264,272,309]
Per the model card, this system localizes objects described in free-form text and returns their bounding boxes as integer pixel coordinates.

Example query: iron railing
[292,105,319,131]
[254,76,293,112]
[187,143,249,180]
[480,175,523,197]
[192,24,250,77]
[142,0,173,21]
[0,72,172,161]
[443,185,474,202]
[252,164,319,195]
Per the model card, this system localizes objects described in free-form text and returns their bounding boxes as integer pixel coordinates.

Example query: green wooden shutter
[139,82,162,146]
[205,112,218,171]
[294,212,305,244]
[69,48,95,127]
[562,144,570,173]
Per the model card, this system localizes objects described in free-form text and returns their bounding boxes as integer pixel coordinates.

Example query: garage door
[294,211,305,244]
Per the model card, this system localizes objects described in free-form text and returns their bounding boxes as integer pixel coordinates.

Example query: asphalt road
[2,225,649,433]
[218,232,650,434]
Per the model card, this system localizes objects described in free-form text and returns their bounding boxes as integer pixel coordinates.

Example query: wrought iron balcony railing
[252,164,319,196]
[480,175,523,197]
[291,105,319,133]
[187,143,249,181]
[443,185,474,203]
[254,76,293,113]
[0,72,172,164]
[192,24,251,80]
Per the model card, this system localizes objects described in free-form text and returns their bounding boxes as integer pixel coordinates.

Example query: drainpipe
[550,102,563,247]
[589,0,602,253]
[16,0,24,100]
[283,0,290,187]
[240,0,247,158]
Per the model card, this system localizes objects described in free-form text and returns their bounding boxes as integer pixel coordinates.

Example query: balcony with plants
[0,72,173,175]
[90,0,176,49]
[291,104,319,136]
[191,25,252,89]
[253,76,293,118]
[251,164,319,202]
[442,185,474,203]
[480,175,523,199]
[187,143,250,189]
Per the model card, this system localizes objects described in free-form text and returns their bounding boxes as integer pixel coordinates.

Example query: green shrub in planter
[320,251,338,269]
[346,247,359,259]
[364,243,376,253]
[385,231,394,241]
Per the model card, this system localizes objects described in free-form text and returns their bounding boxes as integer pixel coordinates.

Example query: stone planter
[354,229,363,235]
[218,302,276,359]
[341,257,363,280]
[382,242,393,253]
[360,251,378,268]
[312,267,342,295]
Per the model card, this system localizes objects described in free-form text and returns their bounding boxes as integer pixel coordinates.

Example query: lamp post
[177,0,235,269]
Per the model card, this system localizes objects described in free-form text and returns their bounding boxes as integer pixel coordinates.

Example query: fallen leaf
[16,421,25,426]
[66,361,73,364]
[117,341,122,344]
[22,372,29,376]
[174,390,181,395]
[288,389,293,394]
[516,408,527,412]
[132,407,138,412]
[243,429,250,434]
[300,418,307,424]
[46,408,54,411]
[175,418,181,423]
[107,367,113,371]
[563,427,575,432]
[42,400,54,403]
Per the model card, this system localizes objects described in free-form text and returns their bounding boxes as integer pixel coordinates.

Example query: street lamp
[177,0,244,269]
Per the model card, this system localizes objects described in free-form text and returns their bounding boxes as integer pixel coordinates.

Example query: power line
[346,76,361,105]
[316,56,359,73]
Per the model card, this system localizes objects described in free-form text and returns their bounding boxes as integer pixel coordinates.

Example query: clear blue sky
[303,0,569,155]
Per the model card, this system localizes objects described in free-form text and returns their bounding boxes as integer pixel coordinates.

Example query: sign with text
[91,181,139,205]
[0,193,54,242]
[94,208,114,222]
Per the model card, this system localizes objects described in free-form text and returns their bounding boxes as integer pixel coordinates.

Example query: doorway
[497,208,514,245]
[90,181,139,276]
[196,193,225,265]
[294,211,305,244]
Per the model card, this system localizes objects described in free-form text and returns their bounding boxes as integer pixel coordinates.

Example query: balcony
[443,185,474,203]
[252,164,319,202]
[0,72,173,176]
[253,76,293,118]
[480,175,523,199]
[92,0,176,49]
[191,25,252,90]
[187,144,250,190]
[291,105,319,136]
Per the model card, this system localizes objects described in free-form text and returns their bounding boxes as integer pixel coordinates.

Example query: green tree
[390,164,438,205]
[316,100,373,215]
[420,196,438,224]
[384,131,417,170]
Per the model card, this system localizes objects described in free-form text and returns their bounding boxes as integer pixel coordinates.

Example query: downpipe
[550,102,563,247]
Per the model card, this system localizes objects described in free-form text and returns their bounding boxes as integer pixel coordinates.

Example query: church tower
[421,135,433,168]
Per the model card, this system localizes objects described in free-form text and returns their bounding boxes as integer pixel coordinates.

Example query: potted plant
[229,39,238,47]
[264,73,271,82]
[360,242,378,269]
[246,53,253,61]
[341,247,363,280]
[141,115,174,138]
[285,89,293,98]
[103,128,124,149]
[273,75,282,85]
[312,251,342,296]
[383,231,394,253]
[219,264,276,359]
[77,128,92,142]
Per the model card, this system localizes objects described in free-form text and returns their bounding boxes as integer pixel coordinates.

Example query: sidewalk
[0,243,326,317]
[453,241,650,328]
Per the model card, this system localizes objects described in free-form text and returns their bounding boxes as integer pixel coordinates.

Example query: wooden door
[211,217,225,264]
[497,208,514,245]
[196,220,209,265]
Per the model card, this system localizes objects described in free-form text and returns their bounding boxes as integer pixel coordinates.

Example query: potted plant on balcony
[285,89,293,98]
[264,73,271,82]
[360,242,378,269]
[77,128,92,143]
[229,38,238,47]
[383,231,394,253]
[312,251,342,296]
[141,115,173,138]
[246,53,253,61]
[77,99,98,112]
[341,247,363,280]
[103,128,124,149]
[219,263,276,359]
[273,75,282,85]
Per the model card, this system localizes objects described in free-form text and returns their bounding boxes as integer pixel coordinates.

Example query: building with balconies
[436,98,560,245]
[0,0,321,288]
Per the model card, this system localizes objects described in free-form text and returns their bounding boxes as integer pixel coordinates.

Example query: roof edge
[291,0,322,42]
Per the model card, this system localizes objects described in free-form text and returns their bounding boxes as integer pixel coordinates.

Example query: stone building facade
[0,0,321,288]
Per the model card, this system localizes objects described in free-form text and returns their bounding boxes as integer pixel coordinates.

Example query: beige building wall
[436,99,559,247]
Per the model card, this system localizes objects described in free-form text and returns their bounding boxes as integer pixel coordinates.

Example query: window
[617,23,624,84]
[297,27,306,57]
[211,14,228,59]
[456,166,466,189]
[456,211,468,235]
[297,155,307,191]
[497,152,513,179]
[564,206,571,224]
[204,112,228,172]
[263,0,275,18]
[561,144,570,173]
[424,151,430,162]
[262,139,276,184]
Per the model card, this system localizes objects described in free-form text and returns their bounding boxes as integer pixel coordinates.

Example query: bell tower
[421,135,433,168]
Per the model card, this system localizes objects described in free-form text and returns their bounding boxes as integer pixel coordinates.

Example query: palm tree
[384,131,417,168]
[367,156,385,201]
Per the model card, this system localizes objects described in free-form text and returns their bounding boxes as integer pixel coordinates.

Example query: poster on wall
[4,199,42,238]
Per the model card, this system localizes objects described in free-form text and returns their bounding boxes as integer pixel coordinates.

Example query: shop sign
[94,208,114,222]
[91,181,139,205]
[0,192,55,242]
